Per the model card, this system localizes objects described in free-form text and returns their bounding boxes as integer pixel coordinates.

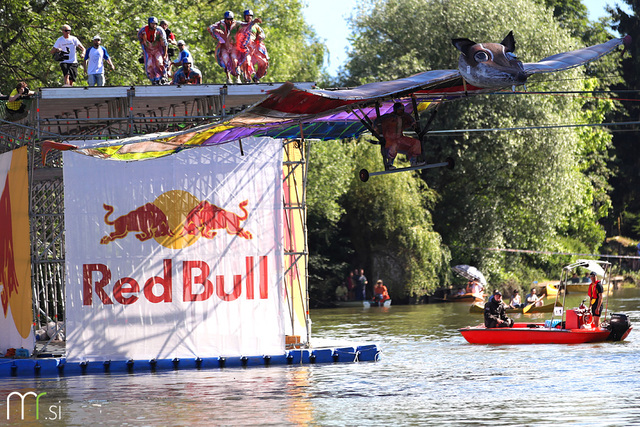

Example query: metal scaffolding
[0,83,314,353]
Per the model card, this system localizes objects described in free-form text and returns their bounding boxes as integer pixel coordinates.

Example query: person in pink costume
[236,9,269,83]
[208,11,240,83]
[137,16,168,84]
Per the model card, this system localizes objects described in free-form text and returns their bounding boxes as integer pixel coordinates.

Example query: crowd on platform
[47,10,269,88]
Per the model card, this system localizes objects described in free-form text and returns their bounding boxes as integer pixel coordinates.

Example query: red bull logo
[100,190,252,248]
[83,256,269,305]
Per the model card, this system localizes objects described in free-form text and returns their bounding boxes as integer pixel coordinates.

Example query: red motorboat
[459,313,631,345]
[460,260,632,345]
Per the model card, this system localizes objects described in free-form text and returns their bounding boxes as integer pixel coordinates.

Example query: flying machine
[44,33,631,176]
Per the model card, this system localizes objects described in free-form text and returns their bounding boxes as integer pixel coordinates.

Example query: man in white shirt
[84,35,115,86]
[50,24,85,87]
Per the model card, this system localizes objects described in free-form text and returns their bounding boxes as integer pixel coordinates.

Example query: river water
[3,289,640,426]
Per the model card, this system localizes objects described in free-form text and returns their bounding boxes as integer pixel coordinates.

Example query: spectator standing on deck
[50,24,85,87]
[84,35,115,87]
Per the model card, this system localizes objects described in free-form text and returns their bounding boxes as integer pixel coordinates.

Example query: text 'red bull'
[82,256,268,305]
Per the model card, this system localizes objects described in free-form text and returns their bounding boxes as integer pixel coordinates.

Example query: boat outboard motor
[607,313,631,341]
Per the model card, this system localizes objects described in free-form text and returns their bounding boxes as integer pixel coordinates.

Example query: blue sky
[303,0,626,77]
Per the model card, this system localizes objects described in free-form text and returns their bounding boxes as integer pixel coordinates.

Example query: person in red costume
[374,102,425,170]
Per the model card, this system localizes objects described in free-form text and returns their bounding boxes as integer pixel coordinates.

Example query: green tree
[606,0,640,238]
[0,0,326,92]
[341,0,616,284]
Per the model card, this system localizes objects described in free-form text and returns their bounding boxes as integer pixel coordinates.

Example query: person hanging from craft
[137,16,169,85]
[373,102,426,171]
[208,11,241,84]
[587,271,604,328]
[236,9,269,83]
[484,290,514,328]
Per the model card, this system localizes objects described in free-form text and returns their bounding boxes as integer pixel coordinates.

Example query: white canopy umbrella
[452,265,487,287]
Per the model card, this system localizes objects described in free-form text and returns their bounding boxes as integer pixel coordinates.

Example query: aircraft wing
[524,36,630,75]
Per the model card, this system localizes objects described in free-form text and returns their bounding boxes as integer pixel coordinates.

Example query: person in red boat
[587,271,603,327]
[484,291,513,328]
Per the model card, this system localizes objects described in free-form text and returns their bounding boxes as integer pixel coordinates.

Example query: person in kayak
[484,291,514,328]
[587,271,604,327]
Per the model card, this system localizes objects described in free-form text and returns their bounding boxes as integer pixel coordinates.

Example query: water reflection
[2,288,639,425]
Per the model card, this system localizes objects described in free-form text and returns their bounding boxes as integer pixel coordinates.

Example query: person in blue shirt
[169,40,194,76]
[84,35,115,86]
[171,58,202,85]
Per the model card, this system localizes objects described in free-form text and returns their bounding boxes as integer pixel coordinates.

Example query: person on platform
[137,16,168,85]
[50,24,85,87]
[84,35,115,87]
[169,40,194,76]
[236,9,269,83]
[373,102,425,171]
[171,58,202,85]
[208,11,240,84]
[484,291,514,328]
[373,280,390,304]
[6,82,35,116]
[587,271,604,327]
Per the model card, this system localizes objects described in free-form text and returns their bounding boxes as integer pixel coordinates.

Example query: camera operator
[7,82,35,115]
[50,24,85,87]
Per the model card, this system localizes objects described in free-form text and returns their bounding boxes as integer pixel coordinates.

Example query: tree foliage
[606,0,640,238]
[0,0,326,92]
[306,139,451,301]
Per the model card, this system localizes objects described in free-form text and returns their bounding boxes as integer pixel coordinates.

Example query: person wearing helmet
[373,102,425,170]
[236,9,269,83]
[207,11,241,83]
[169,40,194,76]
[171,58,202,85]
[137,16,169,84]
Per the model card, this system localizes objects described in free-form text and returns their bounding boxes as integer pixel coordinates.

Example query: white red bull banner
[63,138,284,362]
[0,147,35,353]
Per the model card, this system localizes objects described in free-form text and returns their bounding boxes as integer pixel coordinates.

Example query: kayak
[433,293,484,303]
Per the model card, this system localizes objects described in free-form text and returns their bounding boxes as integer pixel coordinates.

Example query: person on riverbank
[587,271,604,327]
[484,291,514,328]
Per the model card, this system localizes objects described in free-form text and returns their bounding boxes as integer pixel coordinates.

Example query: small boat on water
[469,301,559,314]
[434,292,484,303]
[459,312,631,344]
[460,260,632,345]
[332,299,392,308]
